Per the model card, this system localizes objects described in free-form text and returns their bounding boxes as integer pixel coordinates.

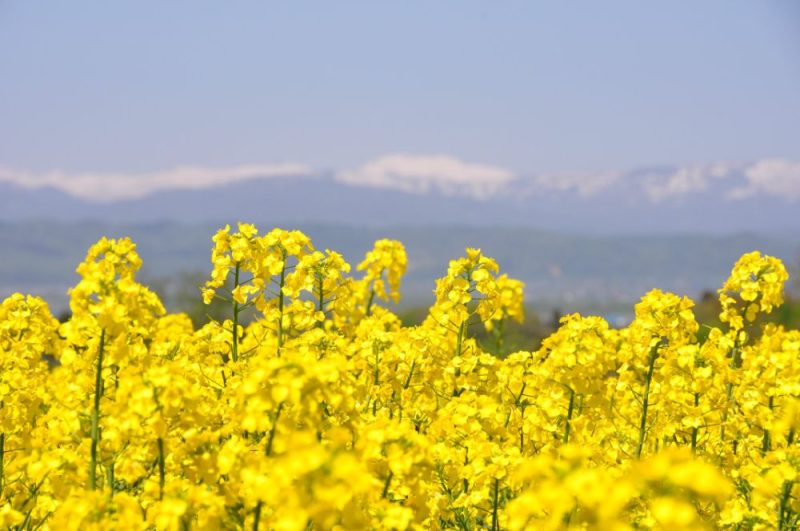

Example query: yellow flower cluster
[0,224,798,530]
[719,251,789,330]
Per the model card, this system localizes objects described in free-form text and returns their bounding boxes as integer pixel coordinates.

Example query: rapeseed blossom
[0,224,797,529]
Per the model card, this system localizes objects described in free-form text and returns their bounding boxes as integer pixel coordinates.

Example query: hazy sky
[1,1,798,176]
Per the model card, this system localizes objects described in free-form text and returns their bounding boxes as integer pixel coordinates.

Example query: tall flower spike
[719,251,789,330]
[357,239,408,306]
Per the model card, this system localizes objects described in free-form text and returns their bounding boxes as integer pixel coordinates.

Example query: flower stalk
[90,329,106,490]
[564,388,576,444]
[277,261,286,350]
[636,341,660,459]
[0,432,5,494]
[157,437,166,501]
[232,263,241,362]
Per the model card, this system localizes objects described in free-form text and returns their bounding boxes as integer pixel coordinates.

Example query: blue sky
[1,1,798,178]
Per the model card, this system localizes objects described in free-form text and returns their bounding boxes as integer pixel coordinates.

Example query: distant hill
[1,162,798,234]
[1,221,797,317]
[3,161,798,315]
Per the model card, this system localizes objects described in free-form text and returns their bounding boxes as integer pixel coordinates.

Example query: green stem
[452,320,466,397]
[691,393,700,453]
[0,432,4,495]
[107,461,115,499]
[398,360,417,422]
[381,471,393,499]
[504,383,527,429]
[277,262,286,351]
[762,395,774,456]
[491,478,501,531]
[563,389,575,444]
[403,360,416,390]
[366,288,375,316]
[636,342,659,459]
[253,403,284,531]
[373,345,381,386]
[316,274,325,329]
[455,320,465,358]
[232,263,241,362]
[157,437,166,501]
[253,502,262,531]
[265,403,284,457]
[778,480,794,530]
[721,341,744,445]
[90,329,106,490]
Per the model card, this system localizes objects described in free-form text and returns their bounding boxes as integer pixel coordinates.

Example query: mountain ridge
[1,161,798,234]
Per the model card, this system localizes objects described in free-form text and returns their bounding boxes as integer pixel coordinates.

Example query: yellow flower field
[1,223,798,530]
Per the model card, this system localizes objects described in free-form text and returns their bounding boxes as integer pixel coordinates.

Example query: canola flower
[0,225,798,530]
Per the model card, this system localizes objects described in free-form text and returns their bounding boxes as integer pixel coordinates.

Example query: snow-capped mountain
[0,157,797,234]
